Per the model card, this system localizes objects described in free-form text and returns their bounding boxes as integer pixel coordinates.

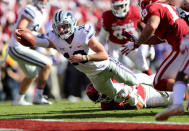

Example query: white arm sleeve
[97,27,109,46]
[35,36,49,48]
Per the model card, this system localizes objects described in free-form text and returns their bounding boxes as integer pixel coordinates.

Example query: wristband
[82,55,89,62]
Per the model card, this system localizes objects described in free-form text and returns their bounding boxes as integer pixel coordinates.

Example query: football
[15,29,36,47]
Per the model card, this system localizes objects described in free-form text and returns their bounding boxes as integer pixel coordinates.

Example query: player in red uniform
[122,0,189,91]
[156,0,189,120]
[120,0,189,120]
[98,0,153,76]
[86,80,173,110]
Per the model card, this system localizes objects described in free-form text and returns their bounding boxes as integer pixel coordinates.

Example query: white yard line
[30,119,189,125]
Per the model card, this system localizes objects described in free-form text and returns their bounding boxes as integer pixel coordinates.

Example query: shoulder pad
[22,5,36,20]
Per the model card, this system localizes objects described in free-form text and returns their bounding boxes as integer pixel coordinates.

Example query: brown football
[15,29,36,47]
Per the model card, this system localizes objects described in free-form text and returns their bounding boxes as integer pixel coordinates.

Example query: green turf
[0,100,189,123]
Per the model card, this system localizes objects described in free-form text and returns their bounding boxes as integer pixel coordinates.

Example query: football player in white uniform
[9,0,52,105]
[15,10,154,107]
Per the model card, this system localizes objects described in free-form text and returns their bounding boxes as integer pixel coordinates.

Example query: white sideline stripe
[29,119,189,125]
[0,129,22,131]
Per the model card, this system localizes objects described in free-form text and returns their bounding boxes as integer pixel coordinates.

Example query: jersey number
[113,28,135,40]
[113,30,125,40]
[33,24,40,32]
[63,50,87,65]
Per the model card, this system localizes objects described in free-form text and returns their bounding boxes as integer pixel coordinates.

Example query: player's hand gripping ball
[15,29,36,47]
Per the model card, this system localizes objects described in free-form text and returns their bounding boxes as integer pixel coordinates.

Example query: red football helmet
[111,0,130,18]
[86,83,100,102]
[138,0,160,9]
[86,83,113,103]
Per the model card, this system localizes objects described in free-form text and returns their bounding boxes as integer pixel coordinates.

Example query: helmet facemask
[52,10,77,39]
[111,0,130,18]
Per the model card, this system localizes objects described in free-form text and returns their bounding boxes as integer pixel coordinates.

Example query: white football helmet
[33,0,48,9]
[52,10,77,39]
[111,0,130,18]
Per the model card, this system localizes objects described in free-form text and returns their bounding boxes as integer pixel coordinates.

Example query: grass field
[0,100,189,123]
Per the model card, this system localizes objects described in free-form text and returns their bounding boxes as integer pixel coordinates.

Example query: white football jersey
[10,4,47,47]
[46,24,109,76]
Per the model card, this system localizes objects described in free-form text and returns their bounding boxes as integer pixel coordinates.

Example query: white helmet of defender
[33,0,49,9]
[111,0,130,18]
[52,10,77,39]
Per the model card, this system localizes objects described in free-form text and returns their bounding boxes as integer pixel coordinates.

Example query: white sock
[173,81,187,105]
[18,94,25,101]
[36,88,44,96]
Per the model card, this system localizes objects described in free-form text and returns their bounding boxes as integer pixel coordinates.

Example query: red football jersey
[141,3,189,50]
[102,5,140,45]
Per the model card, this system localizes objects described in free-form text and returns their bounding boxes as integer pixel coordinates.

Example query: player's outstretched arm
[138,15,160,45]
[15,29,55,49]
[87,36,108,61]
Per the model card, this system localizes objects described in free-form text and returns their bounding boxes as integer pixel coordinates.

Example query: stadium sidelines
[0,119,189,130]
